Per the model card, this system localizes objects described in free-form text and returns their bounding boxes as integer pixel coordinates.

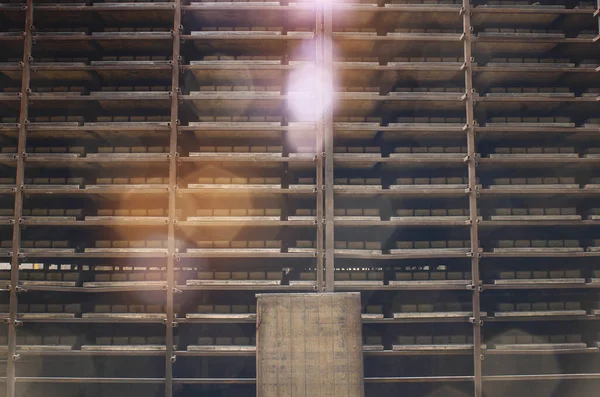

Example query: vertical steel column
[166,1,182,397]
[6,1,33,397]
[315,2,325,291]
[460,1,483,397]
[596,0,599,36]
[323,0,335,292]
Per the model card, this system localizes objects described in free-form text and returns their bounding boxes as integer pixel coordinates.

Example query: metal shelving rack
[0,0,599,397]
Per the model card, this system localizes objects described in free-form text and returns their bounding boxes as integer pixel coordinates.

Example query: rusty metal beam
[323,0,335,292]
[6,2,33,397]
[461,1,483,397]
[316,3,325,291]
[166,1,182,397]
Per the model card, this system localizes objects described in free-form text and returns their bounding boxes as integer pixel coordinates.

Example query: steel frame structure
[0,1,599,397]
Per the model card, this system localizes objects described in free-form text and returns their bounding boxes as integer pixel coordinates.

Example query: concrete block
[62,272,78,281]
[543,178,559,184]
[565,270,581,278]
[395,272,411,280]
[196,242,213,249]
[365,336,382,345]
[414,241,430,249]
[433,336,450,344]
[47,304,64,313]
[111,305,127,313]
[431,209,447,217]
[447,272,463,280]
[260,208,280,217]
[146,272,166,281]
[414,209,430,216]
[499,271,515,279]
[560,177,575,184]
[494,178,510,185]
[350,272,367,280]
[93,336,110,345]
[447,177,464,185]
[549,335,566,343]
[129,305,145,313]
[300,272,316,280]
[497,303,515,312]
[565,302,581,310]
[348,242,365,250]
[516,335,533,344]
[396,336,415,345]
[365,242,381,250]
[265,240,280,248]
[400,304,418,312]
[234,337,251,345]
[196,305,213,313]
[197,337,214,345]
[266,272,280,280]
[214,305,231,314]
[416,336,433,344]
[232,305,249,313]
[214,272,231,280]
[567,334,582,343]
[61,336,77,346]
[347,209,363,216]
[412,272,429,280]
[111,273,127,282]
[430,272,445,280]
[367,272,383,281]
[363,209,380,216]
[112,240,128,249]
[42,336,59,345]
[512,208,528,216]
[248,272,265,280]
[450,335,467,344]
[216,337,233,345]
[130,337,145,345]
[296,240,314,248]
[30,304,45,312]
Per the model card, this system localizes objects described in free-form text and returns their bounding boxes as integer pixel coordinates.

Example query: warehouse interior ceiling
[0,0,599,397]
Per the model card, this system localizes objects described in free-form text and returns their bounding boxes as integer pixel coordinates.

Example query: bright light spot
[287,46,335,121]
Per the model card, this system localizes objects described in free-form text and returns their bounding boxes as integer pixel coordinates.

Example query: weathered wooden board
[256,293,364,397]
